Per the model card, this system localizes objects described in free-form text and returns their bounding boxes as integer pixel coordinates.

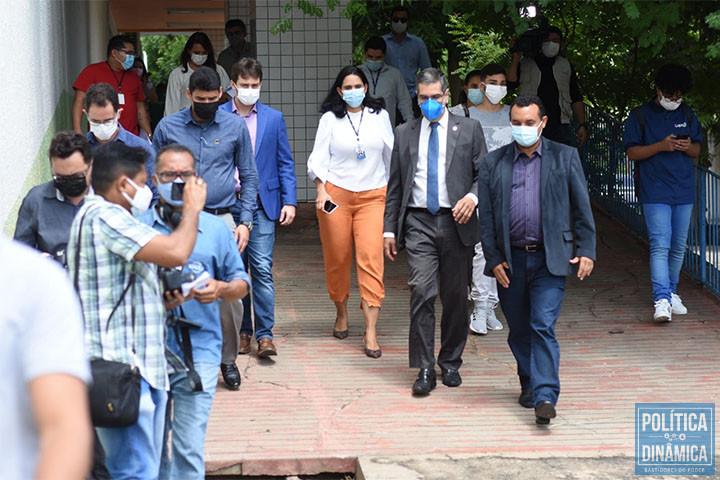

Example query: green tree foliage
[141,34,188,87]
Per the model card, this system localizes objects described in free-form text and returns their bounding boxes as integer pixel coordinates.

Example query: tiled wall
[227,0,353,202]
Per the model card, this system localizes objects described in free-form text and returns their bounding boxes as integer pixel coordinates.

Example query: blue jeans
[241,207,276,340]
[96,379,168,480]
[642,203,693,302]
[159,362,219,480]
[497,249,566,406]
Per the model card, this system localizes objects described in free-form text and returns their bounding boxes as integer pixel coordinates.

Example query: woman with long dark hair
[307,65,394,358]
[164,32,230,116]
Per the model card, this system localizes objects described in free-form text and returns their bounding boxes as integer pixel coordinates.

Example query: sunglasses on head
[392,17,408,23]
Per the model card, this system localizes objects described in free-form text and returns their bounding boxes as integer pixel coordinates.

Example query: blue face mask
[366,59,384,72]
[342,88,365,108]
[467,88,484,105]
[420,98,444,121]
[121,53,135,70]
[512,125,542,147]
[157,180,184,207]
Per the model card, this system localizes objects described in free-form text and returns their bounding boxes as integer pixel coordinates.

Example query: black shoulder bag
[73,211,141,428]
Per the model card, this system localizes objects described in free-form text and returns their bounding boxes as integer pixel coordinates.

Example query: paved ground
[205,204,720,477]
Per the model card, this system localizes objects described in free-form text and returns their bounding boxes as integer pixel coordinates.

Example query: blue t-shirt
[622,100,702,205]
[139,209,250,365]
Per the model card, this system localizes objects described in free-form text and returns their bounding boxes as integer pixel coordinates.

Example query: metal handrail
[582,106,720,297]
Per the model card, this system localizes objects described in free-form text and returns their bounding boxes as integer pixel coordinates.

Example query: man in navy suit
[477,95,596,425]
[221,58,297,358]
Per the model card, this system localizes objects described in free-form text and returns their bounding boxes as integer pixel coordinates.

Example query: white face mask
[483,84,507,105]
[121,177,153,216]
[659,95,682,111]
[191,53,208,66]
[392,20,407,34]
[89,116,118,141]
[541,41,560,58]
[236,87,261,106]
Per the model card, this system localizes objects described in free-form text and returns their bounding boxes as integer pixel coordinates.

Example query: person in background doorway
[132,58,159,105]
[218,19,254,78]
[73,35,152,139]
[165,32,231,116]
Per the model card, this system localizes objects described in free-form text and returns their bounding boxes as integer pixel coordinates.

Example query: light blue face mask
[157,180,184,207]
[420,98,444,121]
[366,59,384,72]
[343,88,365,108]
[512,125,542,147]
[121,53,135,70]
[467,88,484,105]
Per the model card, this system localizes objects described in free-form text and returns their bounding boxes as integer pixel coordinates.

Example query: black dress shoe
[220,363,241,391]
[412,368,437,395]
[519,387,533,408]
[441,368,462,387]
[535,401,557,425]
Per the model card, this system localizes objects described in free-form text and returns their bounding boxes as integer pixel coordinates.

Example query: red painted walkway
[205,205,720,477]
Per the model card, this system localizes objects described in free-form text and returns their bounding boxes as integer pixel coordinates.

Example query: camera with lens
[53,248,67,269]
[511,10,549,58]
[158,266,195,295]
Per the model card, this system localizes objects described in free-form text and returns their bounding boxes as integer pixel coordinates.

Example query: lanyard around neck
[345,108,364,141]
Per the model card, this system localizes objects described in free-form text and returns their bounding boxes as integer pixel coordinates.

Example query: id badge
[355,144,366,160]
[118,93,126,105]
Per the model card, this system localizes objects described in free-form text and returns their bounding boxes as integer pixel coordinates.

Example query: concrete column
[88,0,110,63]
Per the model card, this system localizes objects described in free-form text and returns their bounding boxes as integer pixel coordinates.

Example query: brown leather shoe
[257,337,277,357]
[238,333,252,355]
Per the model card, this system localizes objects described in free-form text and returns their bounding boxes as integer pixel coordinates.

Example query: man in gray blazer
[477,95,596,425]
[384,68,487,396]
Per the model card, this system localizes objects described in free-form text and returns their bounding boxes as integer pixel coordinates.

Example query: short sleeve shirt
[73,62,146,135]
[623,101,703,205]
[0,238,90,479]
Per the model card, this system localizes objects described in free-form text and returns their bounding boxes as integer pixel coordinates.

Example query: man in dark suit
[477,95,596,424]
[384,68,487,395]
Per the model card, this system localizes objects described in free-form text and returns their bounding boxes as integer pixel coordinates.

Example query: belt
[511,243,543,253]
[407,207,452,215]
[203,207,232,216]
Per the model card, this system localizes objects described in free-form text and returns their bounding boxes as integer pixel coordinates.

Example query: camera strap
[174,306,203,392]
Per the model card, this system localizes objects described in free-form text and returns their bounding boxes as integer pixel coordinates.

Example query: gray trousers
[218,212,245,364]
[405,209,473,371]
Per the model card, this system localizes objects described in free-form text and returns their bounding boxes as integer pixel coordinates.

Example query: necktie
[427,122,440,214]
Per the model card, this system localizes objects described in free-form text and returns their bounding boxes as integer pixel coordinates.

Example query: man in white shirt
[384,68,487,396]
[0,237,92,479]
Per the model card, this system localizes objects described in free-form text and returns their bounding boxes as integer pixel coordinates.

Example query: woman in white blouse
[164,32,230,116]
[307,65,394,358]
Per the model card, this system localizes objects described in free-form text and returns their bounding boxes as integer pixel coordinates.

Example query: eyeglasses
[53,166,90,181]
[156,171,197,183]
[418,93,445,102]
[391,17,408,23]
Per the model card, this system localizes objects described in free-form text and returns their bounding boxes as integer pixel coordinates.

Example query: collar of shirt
[385,32,416,45]
[231,99,258,117]
[514,138,543,162]
[420,108,449,131]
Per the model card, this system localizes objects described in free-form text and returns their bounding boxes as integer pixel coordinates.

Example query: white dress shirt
[307,108,394,192]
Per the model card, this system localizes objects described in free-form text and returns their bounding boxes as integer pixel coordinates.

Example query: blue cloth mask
[366,60,384,72]
[512,125,542,147]
[420,98,444,121]
[467,88,484,105]
[121,53,135,70]
[157,180,184,207]
[343,88,365,108]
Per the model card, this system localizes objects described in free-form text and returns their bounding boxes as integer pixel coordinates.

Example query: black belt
[203,207,232,215]
[511,243,543,252]
[407,207,452,215]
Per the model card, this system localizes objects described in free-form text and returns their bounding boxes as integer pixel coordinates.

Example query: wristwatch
[239,221,253,232]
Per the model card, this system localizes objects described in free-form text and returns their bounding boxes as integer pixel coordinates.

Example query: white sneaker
[671,293,688,315]
[486,308,503,331]
[653,299,672,323]
[470,304,488,335]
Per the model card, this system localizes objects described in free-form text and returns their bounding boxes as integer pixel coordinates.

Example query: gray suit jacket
[477,139,596,277]
[384,112,487,248]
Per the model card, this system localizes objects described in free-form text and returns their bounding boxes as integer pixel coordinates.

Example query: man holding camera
[68,142,206,479]
[508,26,587,148]
[139,144,249,479]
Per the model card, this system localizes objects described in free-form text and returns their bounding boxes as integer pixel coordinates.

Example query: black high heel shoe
[363,334,382,358]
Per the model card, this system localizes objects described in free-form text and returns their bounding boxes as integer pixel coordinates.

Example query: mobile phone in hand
[675,134,690,140]
[323,200,338,214]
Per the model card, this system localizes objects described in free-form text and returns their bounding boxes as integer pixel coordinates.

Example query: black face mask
[53,174,87,197]
[193,101,220,120]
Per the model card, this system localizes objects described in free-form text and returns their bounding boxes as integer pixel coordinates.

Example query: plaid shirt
[67,194,171,390]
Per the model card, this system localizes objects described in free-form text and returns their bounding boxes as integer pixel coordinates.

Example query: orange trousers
[317,182,387,308]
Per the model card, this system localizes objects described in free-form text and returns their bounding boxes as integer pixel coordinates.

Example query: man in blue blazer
[221,58,297,358]
[477,95,596,425]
